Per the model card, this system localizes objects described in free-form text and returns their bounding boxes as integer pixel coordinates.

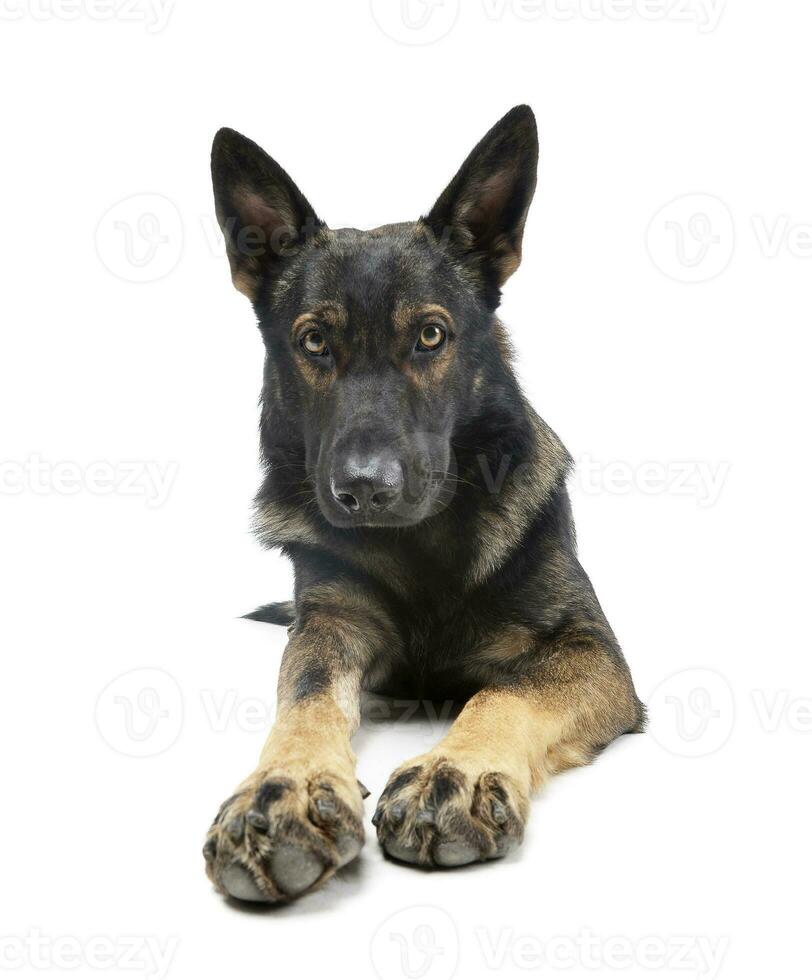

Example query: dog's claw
[358,780,371,799]
[371,806,384,827]
[227,815,245,842]
[315,796,338,818]
[246,809,269,832]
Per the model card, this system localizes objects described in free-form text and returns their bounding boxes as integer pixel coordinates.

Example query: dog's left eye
[416,323,446,352]
[301,330,329,357]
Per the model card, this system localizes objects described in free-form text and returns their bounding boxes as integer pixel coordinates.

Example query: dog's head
[211,107,538,528]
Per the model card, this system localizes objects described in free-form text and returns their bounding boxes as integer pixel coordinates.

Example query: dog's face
[211,107,538,528]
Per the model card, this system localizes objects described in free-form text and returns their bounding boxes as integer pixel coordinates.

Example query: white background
[1,1,810,978]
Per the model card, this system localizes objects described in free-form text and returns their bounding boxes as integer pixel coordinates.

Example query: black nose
[330,454,404,517]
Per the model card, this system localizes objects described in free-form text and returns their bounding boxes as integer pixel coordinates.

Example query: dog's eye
[301,330,329,357]
[416,323,446,352]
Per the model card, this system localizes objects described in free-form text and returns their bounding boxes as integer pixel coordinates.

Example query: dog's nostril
[335,492,360,512]
[330,455,404,517]
[370,490,395,510]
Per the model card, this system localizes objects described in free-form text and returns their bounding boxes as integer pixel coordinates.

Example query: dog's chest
[374,597,491,699]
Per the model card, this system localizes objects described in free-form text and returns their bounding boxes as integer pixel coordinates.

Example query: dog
[203,106,645,903]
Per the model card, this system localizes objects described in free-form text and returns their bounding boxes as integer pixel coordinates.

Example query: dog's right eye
[301,330,329,357]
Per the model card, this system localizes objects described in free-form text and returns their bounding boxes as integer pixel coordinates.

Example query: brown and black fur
[202,106,645,903]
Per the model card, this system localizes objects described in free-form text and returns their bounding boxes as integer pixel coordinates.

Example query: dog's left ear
[423,105,538,304]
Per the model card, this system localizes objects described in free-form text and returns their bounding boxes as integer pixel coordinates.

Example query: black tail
[242,601,295,627]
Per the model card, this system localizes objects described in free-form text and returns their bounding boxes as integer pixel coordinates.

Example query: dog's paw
[373,755,527,868]
[203,769,364,903]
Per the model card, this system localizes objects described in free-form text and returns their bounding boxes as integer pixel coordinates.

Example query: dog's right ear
[211,128,323,302]
[423,106,538,307]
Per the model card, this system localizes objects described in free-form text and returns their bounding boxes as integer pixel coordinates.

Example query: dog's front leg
[204,596,384,903]
[374,636,644,867]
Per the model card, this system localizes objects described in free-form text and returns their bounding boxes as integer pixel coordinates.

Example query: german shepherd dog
[203,106,645,903]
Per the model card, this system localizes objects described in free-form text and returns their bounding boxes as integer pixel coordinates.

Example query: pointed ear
[211,128,324,301]
[423,105,538,304]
